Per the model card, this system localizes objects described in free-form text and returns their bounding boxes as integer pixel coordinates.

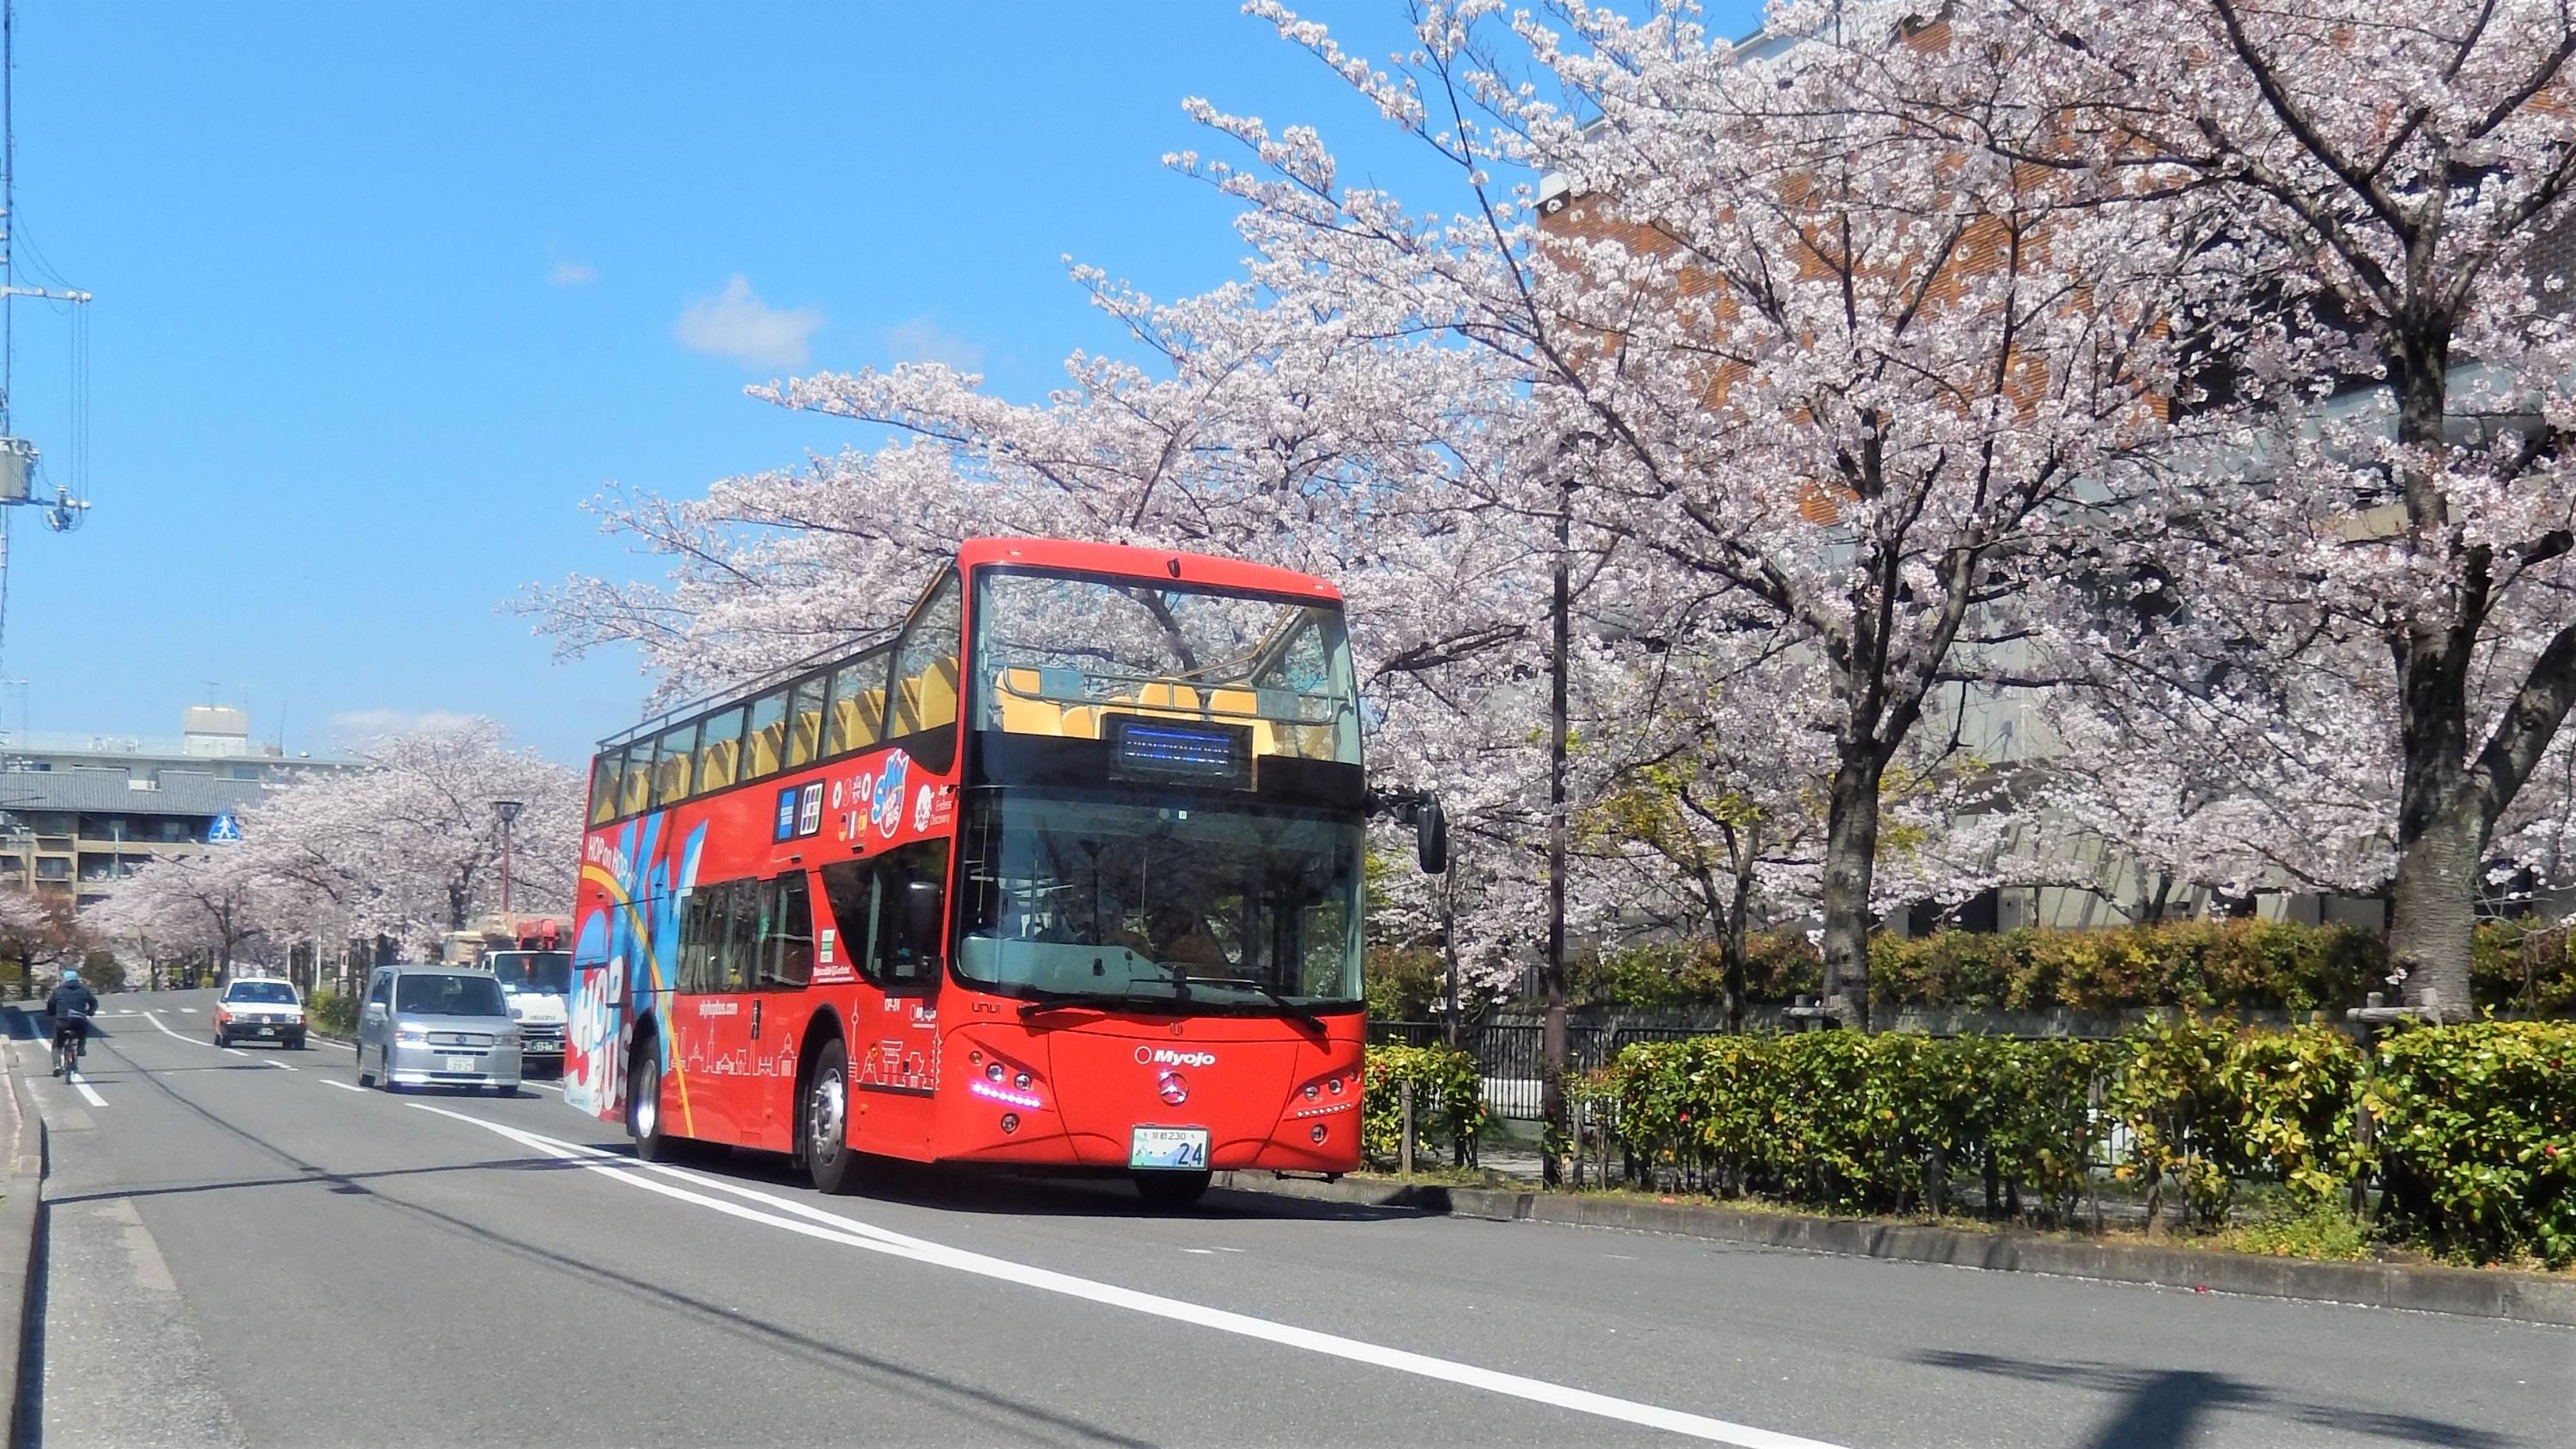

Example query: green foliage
[76,951,127,994]
[2471,925,2576,1015]
[1870,920,2386,1013]
[1362,1044,1485,1168]
[2366,1022,2576,1267]
[1604,1031,2105,1219]
[1364,947,1445,1023]
[307,990,358,1038]
[2217,1200,2372,1262]
[1602,1019,2576,1265]
[1572,933,1821,1009]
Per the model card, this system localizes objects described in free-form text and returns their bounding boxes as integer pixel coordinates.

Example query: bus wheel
[805,1040,861,1196]
[629,1044,674,1162]
[1134,1170,1212,1210]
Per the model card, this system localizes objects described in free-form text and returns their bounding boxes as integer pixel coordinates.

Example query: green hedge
[1604,1020,2576,1266]
[307,990,357,1038]
[1362,1044,1485,1169]
[1571,920,2573,1016]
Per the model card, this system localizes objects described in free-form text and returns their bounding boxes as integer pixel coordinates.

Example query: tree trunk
[1722,857,1752,1034]
[1541,488,1572,1186]
[2385,789,2484,1020]
[1820,749,1886,1030]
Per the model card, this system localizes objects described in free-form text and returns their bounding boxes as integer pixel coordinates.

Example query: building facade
[0,706,360,909]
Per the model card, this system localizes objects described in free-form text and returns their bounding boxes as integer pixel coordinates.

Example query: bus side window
[653,720,699,806]
[887,572,963,768]
[825,652,888,758]
[620,738,654,816]
[787,674,828,769]
[817,843,946,992]
[743,690,789,781]
[677,888,718,994]
[762,871,813,989]
[587,754,621,827]
[717,879,760,991]
[696,706,744,793]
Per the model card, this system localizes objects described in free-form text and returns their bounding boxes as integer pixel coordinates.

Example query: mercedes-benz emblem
[1157,1068,1189,1106]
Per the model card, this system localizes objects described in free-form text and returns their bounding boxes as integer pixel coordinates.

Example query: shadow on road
[657,1141,1422,1228]
[1915,1347,2518,1449]
[63,1036,1163,1448]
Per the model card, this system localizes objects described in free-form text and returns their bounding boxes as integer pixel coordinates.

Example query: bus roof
[957,537,1341,603]
[594,537,1343,753]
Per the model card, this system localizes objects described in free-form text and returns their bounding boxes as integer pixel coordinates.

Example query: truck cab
[440,914,571,1075]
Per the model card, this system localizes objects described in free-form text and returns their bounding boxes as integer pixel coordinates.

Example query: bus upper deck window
[696,706,744,792]
[826,654,888,757]
[889,572,963,765]
[620,738,654,815]
[744,690,788,781]
[588,754,621,827]
[653,721,699,806]
[787,675,829,769]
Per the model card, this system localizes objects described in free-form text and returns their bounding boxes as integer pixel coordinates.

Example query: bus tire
[804,1040,862,1196]
[1134,1170,1212,1210]
[630,1040,676,1162]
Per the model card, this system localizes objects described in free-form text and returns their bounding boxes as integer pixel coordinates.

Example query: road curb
[1207,1172,2576,1326]
[0,1007,50,1447]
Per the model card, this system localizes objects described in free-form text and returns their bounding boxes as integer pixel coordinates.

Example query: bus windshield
[973,569,1361,766]
[489,951,573,996]
[955,791,1362,1010]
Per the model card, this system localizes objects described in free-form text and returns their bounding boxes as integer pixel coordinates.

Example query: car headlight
[393,1026,429,1044]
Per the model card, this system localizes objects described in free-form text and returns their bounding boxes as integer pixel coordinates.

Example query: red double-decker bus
[565,537,1440,1204]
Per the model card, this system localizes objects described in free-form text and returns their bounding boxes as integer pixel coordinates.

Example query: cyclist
[46,967,97,1076]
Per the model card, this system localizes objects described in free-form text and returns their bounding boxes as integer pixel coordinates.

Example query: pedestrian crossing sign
[207,811,242,844]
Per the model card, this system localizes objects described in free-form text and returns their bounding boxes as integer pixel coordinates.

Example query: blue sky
[0,0,1759,765]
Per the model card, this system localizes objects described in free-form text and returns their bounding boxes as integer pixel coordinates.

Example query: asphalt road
[15,989,2571,1449]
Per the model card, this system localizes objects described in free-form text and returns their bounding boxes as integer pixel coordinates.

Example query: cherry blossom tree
[1961,0,2576,1015]
[87,846,273,982]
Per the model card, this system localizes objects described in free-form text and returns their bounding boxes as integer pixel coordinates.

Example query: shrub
[2472,925,2576,1015]
[1601,1019,2576,1264]
[2366,1022,2576,1266]
[1362,1044,1484,1169]
[1364,947,1446,1022]
[307,990,358,1038]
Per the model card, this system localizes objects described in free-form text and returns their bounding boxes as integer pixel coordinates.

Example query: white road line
[222,1048,247,1058]
[140,1010,211,1046]
[263,1060,298,1072]
[178,1007,198,1014]
[415,1106,1844,1449]
[68,1071,106,1108]
[321,1080,365,1094]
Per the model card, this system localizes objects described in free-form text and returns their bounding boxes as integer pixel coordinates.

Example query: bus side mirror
[902,882,945,966]
[1416,796,1449,876]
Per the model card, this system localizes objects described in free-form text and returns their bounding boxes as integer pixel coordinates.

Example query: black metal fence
[1369,1021,1704,1120]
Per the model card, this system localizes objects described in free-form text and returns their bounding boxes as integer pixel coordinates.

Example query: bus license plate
[1129,1127,1209,1171]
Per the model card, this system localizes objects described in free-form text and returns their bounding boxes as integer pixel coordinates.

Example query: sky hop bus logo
[871,750,911,840]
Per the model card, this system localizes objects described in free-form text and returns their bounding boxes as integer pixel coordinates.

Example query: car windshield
[974,569,1361,767]
[955,791,1363,1010]
[489,951,572,995]
[225,981,297,1004]
[395,974,508,1017]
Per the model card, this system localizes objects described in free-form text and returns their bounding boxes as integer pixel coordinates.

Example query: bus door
[750,870,816,1149]
[672,879,762,1145]
[819,840,949,1159]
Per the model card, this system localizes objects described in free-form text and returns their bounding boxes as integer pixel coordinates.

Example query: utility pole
[1540,452,1573,1188]
[493,799,524,914]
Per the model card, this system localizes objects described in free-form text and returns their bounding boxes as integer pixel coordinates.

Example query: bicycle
[51,1012,88,1078]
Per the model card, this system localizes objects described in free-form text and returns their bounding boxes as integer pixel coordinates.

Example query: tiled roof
[0,770,273,817]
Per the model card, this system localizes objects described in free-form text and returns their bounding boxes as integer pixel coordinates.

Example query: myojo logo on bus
[1135,1046,1218,1069]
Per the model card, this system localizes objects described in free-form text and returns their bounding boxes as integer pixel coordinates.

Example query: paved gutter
[1,1007,50,1448]
[1209,1171,2576,1327]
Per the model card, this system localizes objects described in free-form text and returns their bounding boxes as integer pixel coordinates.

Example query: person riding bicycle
[46,967,97,1074]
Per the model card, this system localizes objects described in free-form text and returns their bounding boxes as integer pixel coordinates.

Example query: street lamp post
[492,799,525,915]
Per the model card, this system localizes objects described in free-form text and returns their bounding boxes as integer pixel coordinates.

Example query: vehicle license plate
[1129,1127,1209,1171]
[444,1055,475,1073]
[255,1025,275,1035]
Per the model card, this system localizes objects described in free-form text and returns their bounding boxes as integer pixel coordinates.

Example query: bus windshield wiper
[1017,989,1166,1017]
[1176,974,1326,1032]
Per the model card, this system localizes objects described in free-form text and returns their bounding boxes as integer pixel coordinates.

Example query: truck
[440,913,571,1075]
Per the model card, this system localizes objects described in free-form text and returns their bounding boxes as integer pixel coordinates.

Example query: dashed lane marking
[321,1080,365,1094]
[67,1070,106,1108]
[416,1106,1850,1449]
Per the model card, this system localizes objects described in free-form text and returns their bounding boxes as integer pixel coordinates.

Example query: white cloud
[676,275,823,369]
[549,258,598,288]
[329,709,479,740]
[883,317,985,373]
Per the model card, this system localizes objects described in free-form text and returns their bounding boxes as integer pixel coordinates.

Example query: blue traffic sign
[206,810,242,844]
